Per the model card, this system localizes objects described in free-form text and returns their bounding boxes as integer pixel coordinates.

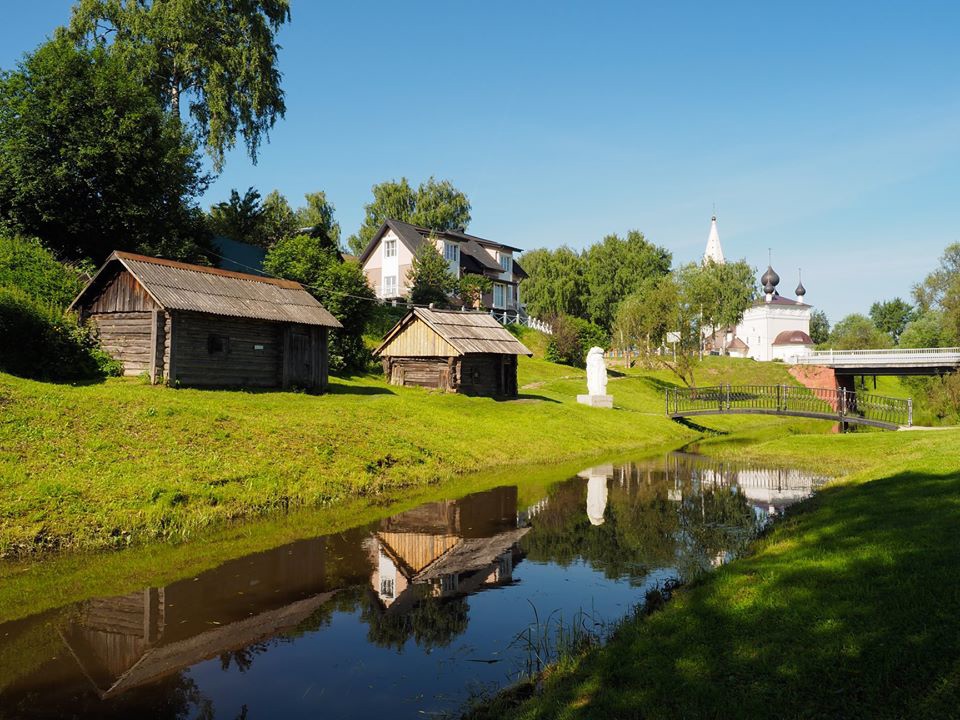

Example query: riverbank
[0,355,820,557]
[472,428,960,720]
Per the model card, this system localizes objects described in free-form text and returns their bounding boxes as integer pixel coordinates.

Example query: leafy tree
[827,313,893,350]
[676,259,755,352]
[0,38,210,262]
[66,0,291,170]
[457,273,492,309]
[207,188,264,246]
[912,243,960,312]
[581,231,672,329]
[260,190,298,246]
[0,236,91,309]
[263,234,375,372]
[809,309,830,345]
[520,246,586,320]
[347,177,470,255]
[545,314,608,367]
[899,311,951,348]
[408,242,457,306]
[294,191,341,252]
[869,298,915,344]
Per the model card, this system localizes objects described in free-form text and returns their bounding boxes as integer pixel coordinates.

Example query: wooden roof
[70,251,342,328]
[375,308,532,357]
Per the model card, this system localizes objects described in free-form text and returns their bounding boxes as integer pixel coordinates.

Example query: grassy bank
[0,353,820,557]
[476,428,960,720]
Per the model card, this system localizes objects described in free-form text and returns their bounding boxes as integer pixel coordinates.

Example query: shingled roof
[71,251,342,328]
[375,308,532,357]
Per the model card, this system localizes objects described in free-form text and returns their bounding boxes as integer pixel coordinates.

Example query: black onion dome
[795,280,806,297]
[763,281,776,295]
[760,265,780,289]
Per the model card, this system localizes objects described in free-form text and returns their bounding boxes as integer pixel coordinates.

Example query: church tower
[704,215,725,264]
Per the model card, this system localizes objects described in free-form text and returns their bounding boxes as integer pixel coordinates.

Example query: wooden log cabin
[374,308,532,397]
[69,251,342,391]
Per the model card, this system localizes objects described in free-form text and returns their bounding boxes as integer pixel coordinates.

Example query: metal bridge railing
[665,384,912,428]
[795,347,960,367]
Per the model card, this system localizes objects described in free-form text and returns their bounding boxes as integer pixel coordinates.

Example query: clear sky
[3,1,960,321]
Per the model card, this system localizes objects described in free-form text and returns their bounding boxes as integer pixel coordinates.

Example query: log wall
[90,311,156,377]
[384,353,519,397]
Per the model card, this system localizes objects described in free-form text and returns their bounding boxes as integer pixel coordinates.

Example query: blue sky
[3,1,960,320]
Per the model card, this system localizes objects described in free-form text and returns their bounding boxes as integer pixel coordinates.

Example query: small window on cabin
[383,238,397,258]
[207,334,230,356]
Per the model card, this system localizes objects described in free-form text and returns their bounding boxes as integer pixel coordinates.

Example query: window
[382,275,397,297]
[493,283,506,308]
[507,284,515,307]
[380,578,395,598]
[498,253,511,272]
[207,334,229,356]
[444,242,460,262]
[383,238,397,258]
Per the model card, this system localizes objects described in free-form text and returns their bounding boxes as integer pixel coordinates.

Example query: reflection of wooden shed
[69,251,341,390]
[374,308,531,396]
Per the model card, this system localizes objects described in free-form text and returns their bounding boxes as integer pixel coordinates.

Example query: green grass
[0,352,816,557]
[474,428,960,720]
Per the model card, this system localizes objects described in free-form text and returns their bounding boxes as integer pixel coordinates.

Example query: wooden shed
[70,251,342,390]
[374,308,531,396]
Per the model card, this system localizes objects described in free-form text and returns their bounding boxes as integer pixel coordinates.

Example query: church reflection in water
[0,455,827,718]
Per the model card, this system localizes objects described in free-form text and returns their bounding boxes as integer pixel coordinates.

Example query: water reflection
[0,453,827,719]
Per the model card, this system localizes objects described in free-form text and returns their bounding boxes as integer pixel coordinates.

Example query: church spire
[703,215,725,265]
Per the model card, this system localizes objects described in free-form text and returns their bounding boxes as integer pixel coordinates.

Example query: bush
[0,286,121,381]
[0,236,90,308]
[545,314,609,367]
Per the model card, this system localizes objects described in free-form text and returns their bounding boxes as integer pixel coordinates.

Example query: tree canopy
[207,188,266,247]
[0,38,209,262]
[408,242,457,306]
[676,259,756,345]
[809,310,830,345]
[827,313,893,350]
[295,191,341,251]
[347,177,471,255]
[869,298,915,344]
[66,0,291,170]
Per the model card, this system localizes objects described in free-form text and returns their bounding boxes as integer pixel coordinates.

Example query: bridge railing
[796,347,960,366]
[666,384,912,428]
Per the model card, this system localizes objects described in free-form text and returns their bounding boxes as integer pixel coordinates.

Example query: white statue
[585,346,607,396]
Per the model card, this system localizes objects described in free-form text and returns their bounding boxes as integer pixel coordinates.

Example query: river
[0,452,827,719]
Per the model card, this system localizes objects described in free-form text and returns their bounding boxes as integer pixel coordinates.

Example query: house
[70,251,341,390]
[701,216,814,362]
[358,218,528,315]
[374,308,532,396]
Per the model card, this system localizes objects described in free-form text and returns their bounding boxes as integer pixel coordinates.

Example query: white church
[703,216,814,362]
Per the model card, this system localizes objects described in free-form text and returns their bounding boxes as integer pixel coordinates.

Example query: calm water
[0,453,827,720]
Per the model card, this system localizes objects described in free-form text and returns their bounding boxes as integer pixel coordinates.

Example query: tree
[913,243,960,312]
[520,246,586,320]
[869,298,915,344]
[66,0,291,170]
[827,314,894,350]
[207,188,264,246]
[809,310,830,345]
[263,234,375,372]
[899,311,951,349]
[0,38,210,262]
[294,191,341,252]
[260,190,297,247]
[544,314,608,367]
[408,242,457,306]
[581,231,672,329]
[457,274,492,309]
[676,259,755,352]
[347,177,470,255]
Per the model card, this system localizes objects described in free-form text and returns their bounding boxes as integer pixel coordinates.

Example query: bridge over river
[666,384,912,430]
[794,347,960,376]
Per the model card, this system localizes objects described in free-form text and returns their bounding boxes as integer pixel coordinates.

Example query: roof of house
[375,308,532,357]
[752,293,811,309]
[71,251,342,328]
[772,330,815,346]
[358,219,523,270]
[727,336,749,350]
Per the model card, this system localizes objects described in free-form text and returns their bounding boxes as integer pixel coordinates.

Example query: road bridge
[666,384,912,430]
[794,348,960,376]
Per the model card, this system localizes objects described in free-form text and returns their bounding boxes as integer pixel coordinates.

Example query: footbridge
[666,384,912,430]
[794,348,960,376]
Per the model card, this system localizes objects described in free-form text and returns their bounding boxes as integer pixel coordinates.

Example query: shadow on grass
[478,469,960,719]
[671,416,729,435]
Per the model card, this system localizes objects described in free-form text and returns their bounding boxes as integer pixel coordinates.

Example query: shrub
[545,314,609,367]
[0,286,120,381]
[0,235,90,308]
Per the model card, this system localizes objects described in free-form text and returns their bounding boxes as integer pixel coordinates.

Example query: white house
[357,218,527,314]
[702,216,814,362]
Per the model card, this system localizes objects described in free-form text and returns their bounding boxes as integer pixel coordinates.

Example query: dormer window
[498,253,511,272]
[443,242,460,262]
[383,238,397,258]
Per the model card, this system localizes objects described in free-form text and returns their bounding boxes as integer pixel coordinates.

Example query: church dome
[760,265,780,288]
[796,280,806,297]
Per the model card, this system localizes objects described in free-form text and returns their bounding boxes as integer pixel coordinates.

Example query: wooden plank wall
[171,312,281,388]
[90,312,156,377]
[379,318,458,357]
[86,270,159,314]
[388,357,451,389]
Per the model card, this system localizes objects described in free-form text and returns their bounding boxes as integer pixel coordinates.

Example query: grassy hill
[0,348,824,557]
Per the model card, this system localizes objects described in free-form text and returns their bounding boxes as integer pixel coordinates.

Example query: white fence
[489,310,553,334]
[795,347,960,368]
